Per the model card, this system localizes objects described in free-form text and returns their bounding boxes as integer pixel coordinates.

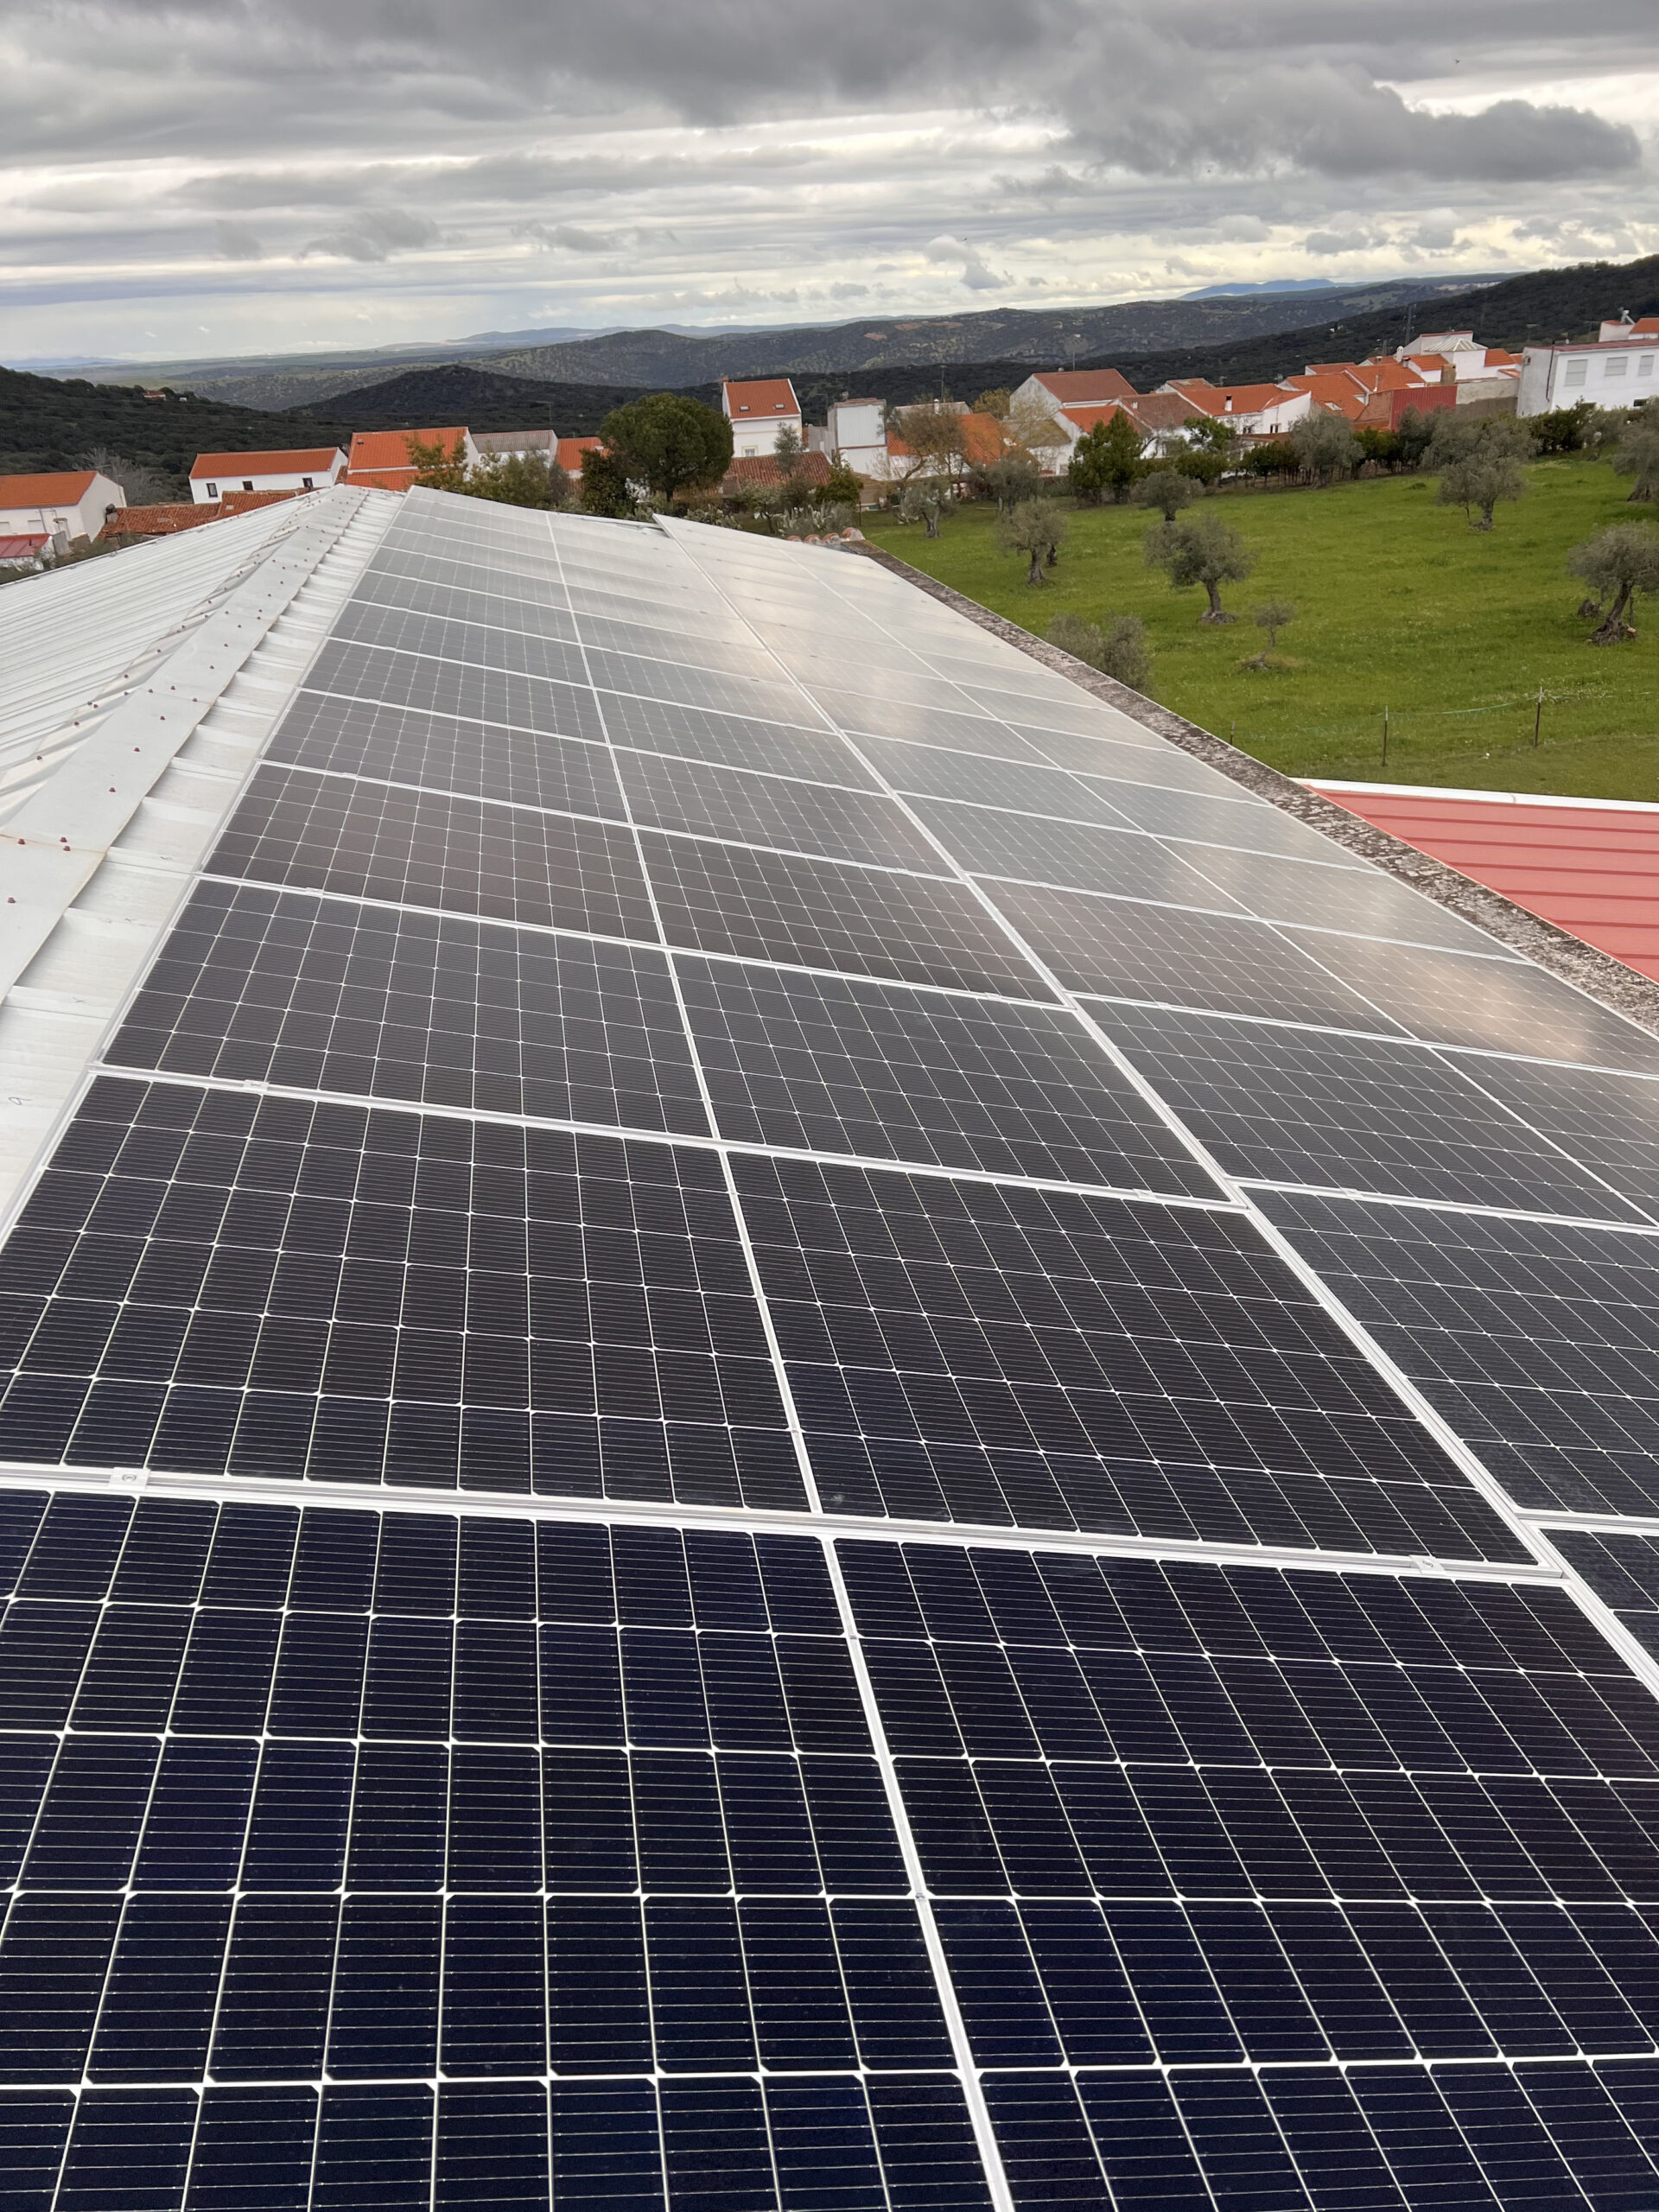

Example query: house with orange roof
[0,469,125,552]
[1157,378,1313,438]
[875,410,1008,486]
[722,452,835,498]
[1052,393,1201,461]
[344,427,480,490]
[721,379,803,457]
[105,492,299,541]
[188,447,346,504]
[1280,372,1370,422]
[556,435,604,476]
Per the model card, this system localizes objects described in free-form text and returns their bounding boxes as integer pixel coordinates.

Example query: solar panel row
[3,487,1659,2210]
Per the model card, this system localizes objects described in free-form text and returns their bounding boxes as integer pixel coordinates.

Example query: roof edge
[854,541,1659,1036]
[1309,778,1659,817]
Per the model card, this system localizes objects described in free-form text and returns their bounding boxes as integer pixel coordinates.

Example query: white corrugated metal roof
[0,484,399,1219]
[0,493,338,824]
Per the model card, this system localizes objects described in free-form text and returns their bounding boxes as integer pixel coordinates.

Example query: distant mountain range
[48,274,1497,412]
[271,254,1659,442]
[1182,279,1347,297]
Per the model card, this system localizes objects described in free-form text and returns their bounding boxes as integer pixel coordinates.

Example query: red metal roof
[1308,779,1659,982]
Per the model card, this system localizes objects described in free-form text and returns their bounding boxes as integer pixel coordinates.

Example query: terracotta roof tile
[189,448,342,479]
[722,378,800,417]
[1031,369,1135,404]
[0,471,99,505]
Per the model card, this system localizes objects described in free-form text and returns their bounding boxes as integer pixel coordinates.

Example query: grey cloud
[1304,229,1373,254]
[213,221,264,258]
[301,207,440,260]
[923,234,1010,292]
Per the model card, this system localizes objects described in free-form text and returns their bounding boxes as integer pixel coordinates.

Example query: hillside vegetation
[865,454,1659,799]
[286,362,711,436]
[73,274,1476,409]
[0,365,353,494]
[1089,255,1659,393]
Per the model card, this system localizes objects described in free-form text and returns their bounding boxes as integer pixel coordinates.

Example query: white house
[1008,368,1136,426]
[1519,333,1659,416]
[721,378,803,459]
[188,448,346,504]
[1049,395,1201,461]
[810,397,887,476]
[470,429,557,464]
[1157,379,1313,438]
[0,470,125,551]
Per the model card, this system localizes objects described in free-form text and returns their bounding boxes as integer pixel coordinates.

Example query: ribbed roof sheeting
[0,493,330,824]
[1311,779,1659,984]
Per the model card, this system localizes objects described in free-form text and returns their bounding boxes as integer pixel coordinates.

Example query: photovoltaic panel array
[3,486,1659,2208]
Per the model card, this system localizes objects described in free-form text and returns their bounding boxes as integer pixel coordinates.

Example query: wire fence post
[1534,684,1543,748]
[1382,704,1389,770]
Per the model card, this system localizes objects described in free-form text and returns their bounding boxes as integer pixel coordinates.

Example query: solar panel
[5,487,1659,2209]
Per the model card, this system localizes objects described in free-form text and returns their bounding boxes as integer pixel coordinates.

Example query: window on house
[243,478,255,489]
[1605,356,1629,379]
[1564,359,1587,387]
[206,482,218,497]
[302,477,314,489]
[1641,358,1655,379]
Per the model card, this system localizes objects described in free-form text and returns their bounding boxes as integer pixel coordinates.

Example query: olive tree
[1289,409,1360,486]
[969,453,1043,513]
[1428,413,1535,530]
[1252,599,1296,650]
[1567,522,1659,644]
[1047,612,1152,690]
[1144,508,1255,621]
[996,499,1068,585]
[890,402,965,484]
[1613,414,1659,503]
[898,476,950,537]
[1131,469,1198,522]
[465,453,571,509]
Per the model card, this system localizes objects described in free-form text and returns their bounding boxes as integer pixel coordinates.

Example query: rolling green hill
[865,454,1659,800]
[0,366,354,497]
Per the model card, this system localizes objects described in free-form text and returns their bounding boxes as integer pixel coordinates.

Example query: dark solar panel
[349,569,581,639]
[600,691,880,783]
[306,638,607,743]
[1292,930,1659,1071]
[982,880,1408,1027]
[1453,1055,1659,1220]
[838,1534,1659,2202]
[329,599,592,683]
[209,765,660,940]
[732,1154,1521,1557]
[677,958,1216,1192]
[1553,1529,1659,1665]
[918,800,1253,908]
[1255,1190,1659,1518]
[617,750,942,869]
[0,1080,800,1507]
[270,690,628,817]
[642,833,1054,999]
[855,738,1140,826]
[0,1488,1003,2211]
[1101,1001,1643,1217]
[106,881,709,1136]
[5,493,1659,2209]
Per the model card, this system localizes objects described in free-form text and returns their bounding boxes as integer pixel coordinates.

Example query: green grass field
[863,455,1659,798]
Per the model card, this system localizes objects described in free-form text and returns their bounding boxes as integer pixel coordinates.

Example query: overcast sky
[3,0,1656,365]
